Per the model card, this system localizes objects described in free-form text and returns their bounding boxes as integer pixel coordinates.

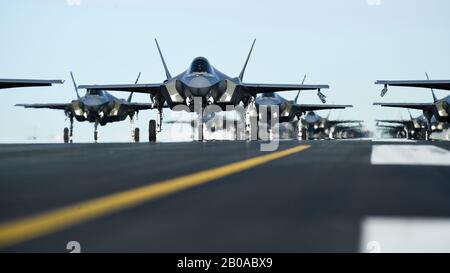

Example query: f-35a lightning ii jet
[16,72,154,143]
[374,72,450,139]
[333,124,370,139]
[375,109,429,139]
[255,75,352,140]
[376,123,409,139]
[302,111,360,140]
[78,39,329,141]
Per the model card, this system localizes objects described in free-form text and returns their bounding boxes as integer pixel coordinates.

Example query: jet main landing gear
[244,97,258,141]
[297,118,306,141]
[64,128,69,144]
[149,108,163,142]
[63,115,74,144]
[134,128,140,142]
[130,115,140,143]
[149,120,156,142]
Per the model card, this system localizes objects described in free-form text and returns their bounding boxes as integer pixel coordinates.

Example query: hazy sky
[1,0,450,142]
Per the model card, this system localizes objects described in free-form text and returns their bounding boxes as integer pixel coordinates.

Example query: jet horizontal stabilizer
[375,80,450,91]
[373,102,435,111]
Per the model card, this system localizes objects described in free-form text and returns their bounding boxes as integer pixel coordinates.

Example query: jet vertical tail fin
[294,74,307,104]
[127,72,141,102]
[70,72,81,99]
[238,39,256,81]
[155,39,171,80]
[407,109,414,120]
[425,72,438,102]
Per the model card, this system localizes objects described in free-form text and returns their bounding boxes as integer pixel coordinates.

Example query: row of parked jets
[1,39,449,142]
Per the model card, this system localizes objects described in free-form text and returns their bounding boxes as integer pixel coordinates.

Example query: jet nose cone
[188,75,212,89]
[256,97,281,106]
[185,75,214,96]
[83,96,107,109]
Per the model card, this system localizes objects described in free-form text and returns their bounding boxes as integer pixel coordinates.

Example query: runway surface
[1,140,450,252]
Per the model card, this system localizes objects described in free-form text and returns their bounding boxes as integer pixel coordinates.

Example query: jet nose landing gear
[63,127,69,144]
[94,121,99,143]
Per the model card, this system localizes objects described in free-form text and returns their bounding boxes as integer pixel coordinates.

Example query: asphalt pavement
[1,140,449,252]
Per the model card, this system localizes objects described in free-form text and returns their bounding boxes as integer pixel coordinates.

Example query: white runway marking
[371,138,417,143]
[371,145,450,166]
[360,217,450,253]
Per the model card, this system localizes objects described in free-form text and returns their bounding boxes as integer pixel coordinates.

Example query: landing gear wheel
[134,128,140,143]
[149,120,156,142]
[301,127,307,140]
[420,128,430,141]
[94,131,98,142]
[233,120,244,141]
[197,121,204,141]
[63,127,69,144]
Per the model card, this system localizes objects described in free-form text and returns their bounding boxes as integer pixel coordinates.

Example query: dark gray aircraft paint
[375,75,450,125]
[376,112,445,140]
[302,111,362,139]
[376,123,408,138]
[254,74,351,135]
[78,39,330,141]
[255,92,352,124]
[303,111,361,128]
[375,109,430,140]
[16,72,153,143]
[0,79,64,89]
[332,124,370,139]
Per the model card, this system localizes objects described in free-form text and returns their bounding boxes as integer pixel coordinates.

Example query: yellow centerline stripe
[0,144,310,248]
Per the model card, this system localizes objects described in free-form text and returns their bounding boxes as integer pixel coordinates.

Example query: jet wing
[0,79,64,89]
[375,119,411,125]
[292,104,352,113]
[373,102,435,111]
[15,103,70,110]
[126,102,155,111]
[377,124,405,129]
[242,83,329,94]
[375,80,450,91]
[78,84,162,95]
[335,124,362,129]
[164,117,238,127]
[328,120,363,125]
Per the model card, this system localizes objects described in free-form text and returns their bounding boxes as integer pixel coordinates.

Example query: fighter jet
[376,123,408,139]
[0,78,63,89]
[301,110,360,140]
[375,110,428,139]
[16,72,154,143]
[254,75,352,140]
[78,39,329,141]
[374,72,450,139]
[333,124,370,139]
